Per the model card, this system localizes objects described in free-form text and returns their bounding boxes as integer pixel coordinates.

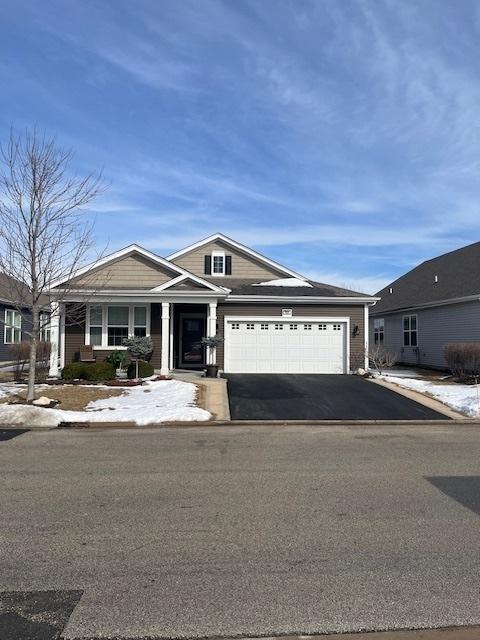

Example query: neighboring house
[369,241,480,370]
[0,273,51,364]
[48,233,376,377]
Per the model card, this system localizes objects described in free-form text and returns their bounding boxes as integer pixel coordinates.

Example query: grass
[0,385,123,411]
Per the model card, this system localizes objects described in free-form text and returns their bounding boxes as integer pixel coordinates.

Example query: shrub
[444,343,480,381]
[62,361,116,381]
[36,341,52,381]
[8,341,30,381]
[127,359,154,379]
[105,350,128,369]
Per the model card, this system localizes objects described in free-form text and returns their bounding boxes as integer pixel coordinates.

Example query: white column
[207,301,217,365]
[161,302,170,375]
[364,303,369,371]
[48,301,60,377]
[59,303,66,370]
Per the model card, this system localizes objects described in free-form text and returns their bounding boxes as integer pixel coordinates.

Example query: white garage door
[225,318,347,374]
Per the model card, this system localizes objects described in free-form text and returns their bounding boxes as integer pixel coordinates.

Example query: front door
[179,314,206,368]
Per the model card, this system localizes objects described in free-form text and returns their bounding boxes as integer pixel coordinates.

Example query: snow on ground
[252,278,313,287]
[0,379,211,427]
[380,375,480,417]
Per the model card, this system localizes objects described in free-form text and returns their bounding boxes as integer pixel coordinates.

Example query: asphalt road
[226,374,449,420]
[1,424,480,639]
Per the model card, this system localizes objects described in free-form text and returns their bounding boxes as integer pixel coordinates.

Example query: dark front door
[179,314,206,368]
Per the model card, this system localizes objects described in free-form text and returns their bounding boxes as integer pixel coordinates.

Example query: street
[1,424,480,639]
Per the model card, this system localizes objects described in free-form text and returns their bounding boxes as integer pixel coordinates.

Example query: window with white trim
[403,315,417,346]
[212,251,225,276]
[88,305,149,348]
[4,309,21,344]
[40,312,51,342]
[373,318,384,345]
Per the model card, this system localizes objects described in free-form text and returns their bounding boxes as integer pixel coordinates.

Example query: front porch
[48,299,221,377]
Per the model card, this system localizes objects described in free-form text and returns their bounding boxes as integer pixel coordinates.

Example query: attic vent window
[434,275,438,283]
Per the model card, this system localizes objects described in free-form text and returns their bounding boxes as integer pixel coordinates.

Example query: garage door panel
[226,319,347,374]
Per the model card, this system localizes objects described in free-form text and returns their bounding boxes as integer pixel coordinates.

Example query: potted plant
[123,336,153,379]
[106,350,128,379]
[201,335,224,378]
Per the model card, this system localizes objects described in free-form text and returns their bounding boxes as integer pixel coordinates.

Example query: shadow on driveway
[226,374,450,421]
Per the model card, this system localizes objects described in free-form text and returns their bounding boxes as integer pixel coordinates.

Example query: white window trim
[211,250,226,277]
[85,303,151,350]
[402,314,418,347]
[4,308,22,345]
[39,311,51,343]
[373,317,384,345]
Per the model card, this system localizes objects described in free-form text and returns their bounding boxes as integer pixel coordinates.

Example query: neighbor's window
[40,312,51,342]
[373,318,384,345]
[212,251,225,275]
[134,306,147,337]
[107,306,129,346]
[403,314,417,346]
[89,306,103,346]
[4,308,21,344]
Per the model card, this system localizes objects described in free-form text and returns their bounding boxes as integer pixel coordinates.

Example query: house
[369,241,480,369]
[0,273,51,364]
[48,233,376,377]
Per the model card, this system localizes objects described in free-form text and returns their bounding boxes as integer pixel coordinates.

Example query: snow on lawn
[380,375,480,417]
[252,278,313,287]
[0,379,211,427]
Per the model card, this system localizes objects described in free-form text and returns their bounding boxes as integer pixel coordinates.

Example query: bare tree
[366,345,398,375]
[0,128,105,402]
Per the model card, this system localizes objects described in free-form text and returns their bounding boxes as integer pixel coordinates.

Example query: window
[134,306,147,337]
[87,305,149,348]
[373,318,384,345]
[333,324,341,331]
[89,306,103,346]
[4,309,21,344]
[231,323,240,330]
[212,251,225,276]
[289,323,298,330]
[40,312,51,342]
[260,323,269,330]
[403,315,417,346]
[274,323,283,330]
[246,323,255,330]
[318,324,327,330]
[303,324,312,330]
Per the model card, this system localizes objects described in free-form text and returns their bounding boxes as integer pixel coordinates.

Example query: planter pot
[205,365,219,378]
[116,369,128,380]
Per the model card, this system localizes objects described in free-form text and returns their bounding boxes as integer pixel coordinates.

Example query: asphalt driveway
[226,374,449,420]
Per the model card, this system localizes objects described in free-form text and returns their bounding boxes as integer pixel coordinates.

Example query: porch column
[161,302,170,375]
[207,301,217,365]
[48,301,60,378]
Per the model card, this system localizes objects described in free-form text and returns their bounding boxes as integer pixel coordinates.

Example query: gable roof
[50,244,228,293]
[372,241,480,314]
[150,273,228,293]
[167,232,307,280]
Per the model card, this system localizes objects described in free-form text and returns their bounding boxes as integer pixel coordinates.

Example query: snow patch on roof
[252,278,313,288]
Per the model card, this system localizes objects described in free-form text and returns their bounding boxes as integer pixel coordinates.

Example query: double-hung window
[403,315,417,346]
[373,318,384,345]
[39,312,51,342]
[88,305,149,348]
[212,251,225,276]
[4,309,21,344]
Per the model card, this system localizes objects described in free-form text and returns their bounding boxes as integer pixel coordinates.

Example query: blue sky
[2,0,480,293]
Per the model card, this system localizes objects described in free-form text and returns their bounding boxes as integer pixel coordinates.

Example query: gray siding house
[369,241,480,369]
